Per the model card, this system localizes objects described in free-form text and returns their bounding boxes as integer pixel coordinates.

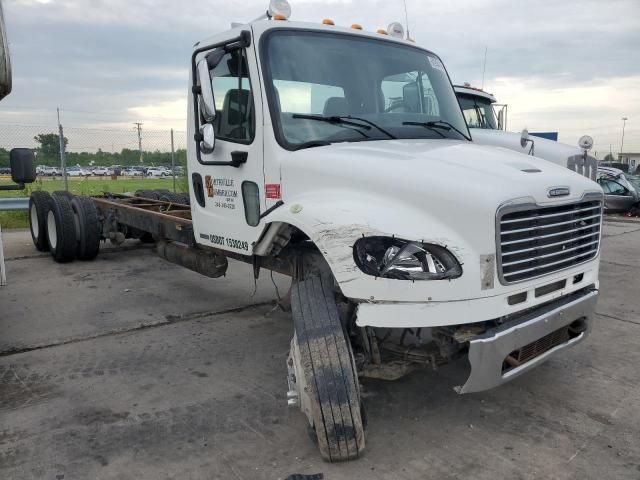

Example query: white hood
[273,139,602,304]
[283,139,599,210]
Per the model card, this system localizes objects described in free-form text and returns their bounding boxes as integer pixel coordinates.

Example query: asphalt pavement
[1,219,640,480]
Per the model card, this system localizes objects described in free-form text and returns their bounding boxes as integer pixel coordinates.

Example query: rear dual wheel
[46,193,76,263]
[29,191,51,251]
[29,192,101,262]
[70,196,100,260]
[290,275,365,462]
[158,192,189,205]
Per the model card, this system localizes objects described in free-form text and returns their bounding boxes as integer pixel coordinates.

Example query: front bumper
[455,287,598,394]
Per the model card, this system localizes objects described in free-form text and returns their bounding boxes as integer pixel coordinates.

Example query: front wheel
[289,275,365,462]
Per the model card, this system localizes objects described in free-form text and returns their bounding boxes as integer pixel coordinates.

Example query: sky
[0,0,639,157]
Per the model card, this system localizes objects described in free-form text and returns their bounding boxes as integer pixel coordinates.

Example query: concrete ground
[1,220,640,480]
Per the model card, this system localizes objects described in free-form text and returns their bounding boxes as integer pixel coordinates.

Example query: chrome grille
[497,197,602,284]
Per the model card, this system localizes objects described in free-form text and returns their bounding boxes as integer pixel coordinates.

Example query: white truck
[454,84,599,180]
[27,1,603,462]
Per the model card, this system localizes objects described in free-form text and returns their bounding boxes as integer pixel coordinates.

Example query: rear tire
[135,189,160,200]
[70,196,101,260]
[290,275,365,462]
[46,194,77,263]
[29,191,51,252]
[158,192,186,204]
[52,190,74,199]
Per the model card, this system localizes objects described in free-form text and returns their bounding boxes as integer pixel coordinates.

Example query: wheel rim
[30,204,39,238]
[47,210,57,250]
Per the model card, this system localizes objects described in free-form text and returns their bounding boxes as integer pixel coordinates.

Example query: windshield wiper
[291,114,370,138]
[403,120,471,140]
[292,140,332,151]
[331,116,397,139]
[292,114,396,139]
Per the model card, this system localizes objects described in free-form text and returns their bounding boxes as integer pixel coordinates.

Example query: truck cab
[183,7,603,460]
[454,84,599,180]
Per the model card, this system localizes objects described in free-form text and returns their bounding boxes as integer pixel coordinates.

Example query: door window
[210,49,255,143]
[599,179,628,195]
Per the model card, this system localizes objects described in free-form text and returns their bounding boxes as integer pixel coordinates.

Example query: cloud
[0,0,638,155]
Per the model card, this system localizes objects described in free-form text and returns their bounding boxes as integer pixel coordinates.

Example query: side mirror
[10,148,36,184]
[403,81,421,113]
[197,58,216,122]
[199,123,216,154]
[519,129,529,148]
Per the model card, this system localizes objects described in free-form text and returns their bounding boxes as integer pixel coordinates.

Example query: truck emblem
[548,187,570,198]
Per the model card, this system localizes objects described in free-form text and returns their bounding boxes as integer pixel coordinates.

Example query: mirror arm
[0,183,25,191]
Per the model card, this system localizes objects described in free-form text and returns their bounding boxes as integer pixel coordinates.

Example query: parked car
[123,168,143,176]
[66,166,88,177]
[92,166,109,176]
[599,162,629,173]
[597,167,640,213]
[42,166,61,176]
[0,166,10,175]
[146,167,170,178]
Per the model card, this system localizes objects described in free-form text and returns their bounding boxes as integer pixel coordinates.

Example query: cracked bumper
[455,288,598,394]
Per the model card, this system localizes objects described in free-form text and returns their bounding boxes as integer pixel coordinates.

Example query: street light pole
[621,117,628,153]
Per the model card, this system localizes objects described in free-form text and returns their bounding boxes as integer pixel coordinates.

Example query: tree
[34,133,67,158]
[603,153,614,162]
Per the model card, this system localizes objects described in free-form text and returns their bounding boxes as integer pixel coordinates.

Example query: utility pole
[57,108,68,191]
[134,122,143,164]
[481,47,488,90]
[170,128,176,193]
[621,117,628,154]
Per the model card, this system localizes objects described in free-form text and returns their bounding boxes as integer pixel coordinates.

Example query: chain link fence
[0,122,187,167]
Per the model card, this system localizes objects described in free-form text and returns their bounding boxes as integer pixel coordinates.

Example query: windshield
[457,94,498,129]
[626,174,640,192]
[262,31,469,150]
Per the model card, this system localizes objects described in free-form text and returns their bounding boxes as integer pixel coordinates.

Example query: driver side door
[189,33,265,255]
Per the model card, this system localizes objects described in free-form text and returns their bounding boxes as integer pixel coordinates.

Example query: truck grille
[497,197,602,283]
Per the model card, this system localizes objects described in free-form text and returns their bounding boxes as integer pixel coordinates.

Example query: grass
[0,175,188,229]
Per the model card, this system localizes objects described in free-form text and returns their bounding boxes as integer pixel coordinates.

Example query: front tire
[290,275,365,462]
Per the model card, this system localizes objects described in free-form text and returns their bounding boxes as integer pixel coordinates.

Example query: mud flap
[455,289,598,394]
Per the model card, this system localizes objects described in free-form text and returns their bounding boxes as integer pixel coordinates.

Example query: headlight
[353,236,462,280]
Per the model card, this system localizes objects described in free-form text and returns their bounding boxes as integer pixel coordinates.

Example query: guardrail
[0,197,28,211]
